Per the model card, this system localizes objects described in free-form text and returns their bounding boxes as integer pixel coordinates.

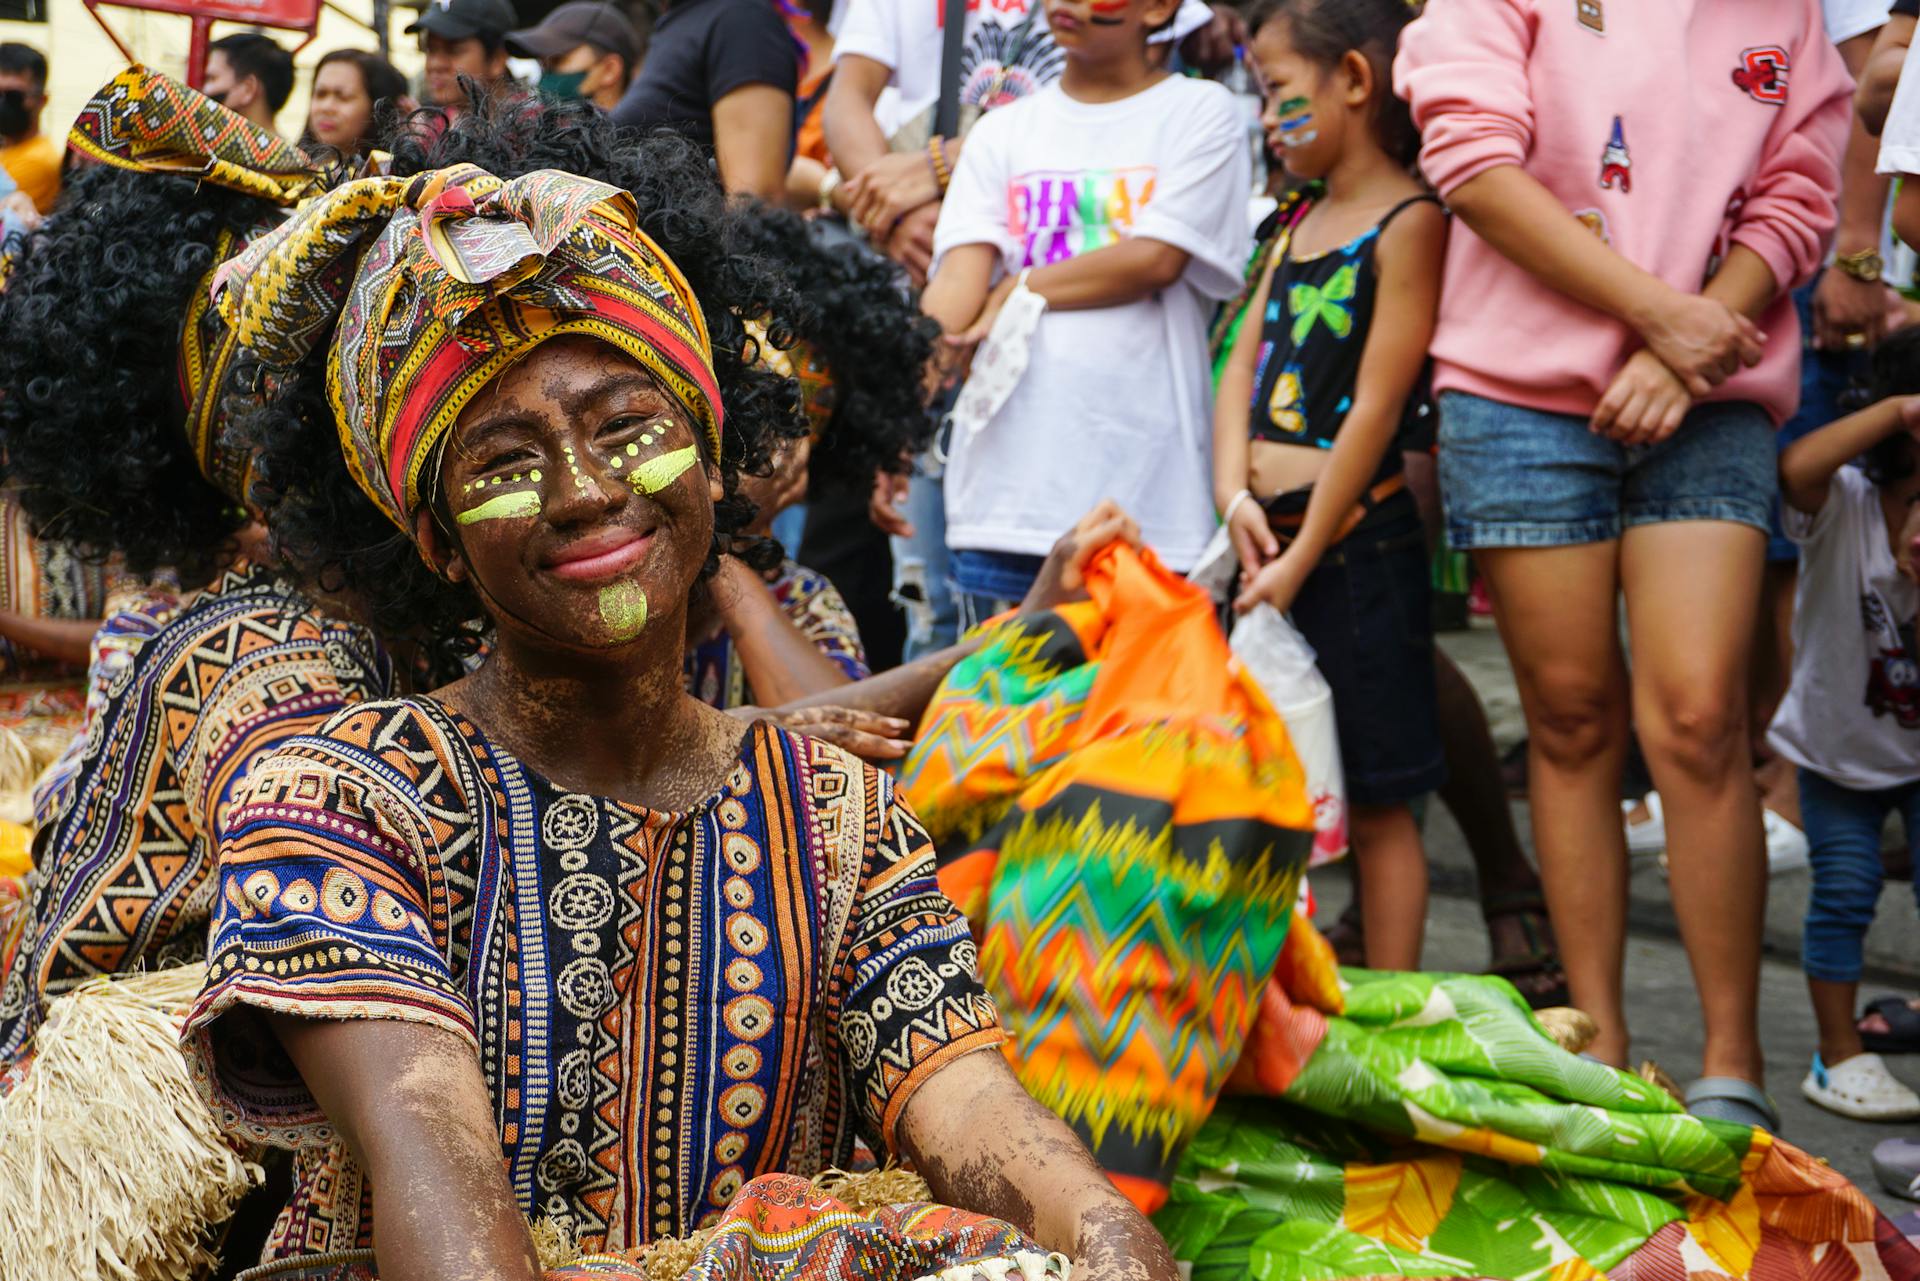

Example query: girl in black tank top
[1211,0,1449,974]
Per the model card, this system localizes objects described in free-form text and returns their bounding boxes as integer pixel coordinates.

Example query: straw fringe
[0,963,263,1280]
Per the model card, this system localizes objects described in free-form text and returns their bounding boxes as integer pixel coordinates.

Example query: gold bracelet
[1834,247,1884,284]
[927,137,952,193]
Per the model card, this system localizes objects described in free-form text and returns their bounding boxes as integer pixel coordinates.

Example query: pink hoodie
[1394,0,1849,425]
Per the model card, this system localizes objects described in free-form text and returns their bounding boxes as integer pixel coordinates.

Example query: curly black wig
[231,90,808,665]
[727,204,937,494]
[0,164,273,581]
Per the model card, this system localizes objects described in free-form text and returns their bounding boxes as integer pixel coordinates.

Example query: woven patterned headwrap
[216,164,723,532]
[68,65,322,503]
[745,319,836,442]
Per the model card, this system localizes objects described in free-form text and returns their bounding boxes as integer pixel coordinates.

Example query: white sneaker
[1764,807,1810,874]
[1803,1052,1920,1121]
[1622,793,1666,855]
[1626,793,1809,874]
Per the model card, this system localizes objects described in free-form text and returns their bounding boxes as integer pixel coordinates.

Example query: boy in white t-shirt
[918,0,1249,617]
[1771,327,1920,1122]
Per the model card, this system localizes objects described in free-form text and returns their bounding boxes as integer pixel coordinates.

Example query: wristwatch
[1834,247,1884,284]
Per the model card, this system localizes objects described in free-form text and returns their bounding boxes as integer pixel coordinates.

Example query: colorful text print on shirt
[1274,97,1317,148]
[1008,165,1156,268]
[599,580,648,641]
[457,471,545,525]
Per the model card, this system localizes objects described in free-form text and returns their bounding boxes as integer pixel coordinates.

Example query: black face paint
[0,91,30,138]
[1086,2,1128,24]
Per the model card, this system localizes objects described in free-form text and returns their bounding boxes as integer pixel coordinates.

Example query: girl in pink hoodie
[1396,0,1849,1132]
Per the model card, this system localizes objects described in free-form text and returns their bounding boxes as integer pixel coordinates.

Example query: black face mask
[0,90,30,138]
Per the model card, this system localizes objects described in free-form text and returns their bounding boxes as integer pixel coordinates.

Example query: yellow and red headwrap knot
[68,65,324,505]
[216,163,724,533]
[69,64,318,206]
[745,319,836,443]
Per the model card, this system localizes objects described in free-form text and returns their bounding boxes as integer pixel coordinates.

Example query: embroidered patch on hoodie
[1732,46,1790,105]
[1598,116,1631,192]
[1576,0,1603,34]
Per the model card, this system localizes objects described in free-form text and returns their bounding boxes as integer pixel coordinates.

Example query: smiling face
[422,336,722,652]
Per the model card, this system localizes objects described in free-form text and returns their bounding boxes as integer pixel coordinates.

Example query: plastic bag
[1187,525,1348,865]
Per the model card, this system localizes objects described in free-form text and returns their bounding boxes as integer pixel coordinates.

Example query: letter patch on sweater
[1575,0,1602,34]
[1598,116,1630,192]
[1732,46,1789,105]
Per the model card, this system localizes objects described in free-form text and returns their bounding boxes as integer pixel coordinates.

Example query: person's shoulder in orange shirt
[0,135,61,213]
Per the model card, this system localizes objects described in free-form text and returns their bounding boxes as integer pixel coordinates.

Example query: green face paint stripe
[626,445,699,496]
[1276,96,1310,114]
[599,581,648,639]
[456,489,542,525]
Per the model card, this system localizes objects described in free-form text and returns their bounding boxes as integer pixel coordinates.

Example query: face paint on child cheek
[1087,0,1127,26]
[598,580,649,640]
[455,471,544,525]
[1274,97,1317,147]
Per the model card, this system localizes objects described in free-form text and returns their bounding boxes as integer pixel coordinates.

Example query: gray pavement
[1306,621,1920,1218]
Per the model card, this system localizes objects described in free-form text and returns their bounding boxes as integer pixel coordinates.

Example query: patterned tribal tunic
[685,559,870,711]
[0,566,392,1061]
[183,701,1003,1261]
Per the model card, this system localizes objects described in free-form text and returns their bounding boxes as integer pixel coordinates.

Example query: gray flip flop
[1873,1137,1920,1201]
[1685,1076,1780,1133]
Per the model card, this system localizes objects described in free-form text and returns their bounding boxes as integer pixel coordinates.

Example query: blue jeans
[1799,767,1920,984]
[1437,391,1777,549]
[950,548,1046,633]
[891,460,958,660]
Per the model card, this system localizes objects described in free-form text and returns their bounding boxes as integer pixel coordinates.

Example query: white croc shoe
[1803,1052,1920,1121]
[1622,793,1666,856]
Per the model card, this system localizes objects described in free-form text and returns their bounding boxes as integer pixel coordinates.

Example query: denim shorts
[1436,390,1777,550]
[1263,487,1446,807]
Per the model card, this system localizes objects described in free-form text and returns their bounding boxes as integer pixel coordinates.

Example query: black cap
[505,1,640,64]
[406,0,520,42]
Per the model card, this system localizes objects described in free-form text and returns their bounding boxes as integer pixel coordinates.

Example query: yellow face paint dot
[610,455,624,469]
[598,581,648,640]
[625,443,639,457]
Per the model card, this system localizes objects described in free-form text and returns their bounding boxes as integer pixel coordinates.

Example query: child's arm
[1213,252,1281,572]
[1236,202,1446,614]
[1780,394,1920,516]
[921,243,999,335]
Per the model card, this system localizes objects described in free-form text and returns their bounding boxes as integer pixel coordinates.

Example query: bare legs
[1622,521,1768,1083]
[1352,801,1427,970]
[1476,542,1634,1062]
[1476,523,1767,1081]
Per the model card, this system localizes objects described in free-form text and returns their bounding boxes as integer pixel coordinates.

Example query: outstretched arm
[268,1015,541,1281]
[710,558,856,706]
[770,502,1142,728]
[899,1049,1178,1281]
[0,611,98,666]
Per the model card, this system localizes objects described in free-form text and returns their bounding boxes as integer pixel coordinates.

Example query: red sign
[81,0,327,89]
[86,0,321,28]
